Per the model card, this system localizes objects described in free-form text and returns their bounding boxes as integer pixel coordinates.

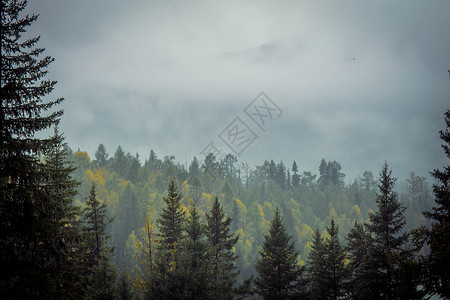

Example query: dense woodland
[1,1,450,299]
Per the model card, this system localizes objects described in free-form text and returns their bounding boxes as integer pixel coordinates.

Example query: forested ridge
[1,1,450,299]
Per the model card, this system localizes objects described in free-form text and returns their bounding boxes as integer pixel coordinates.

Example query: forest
[1,1,450,299]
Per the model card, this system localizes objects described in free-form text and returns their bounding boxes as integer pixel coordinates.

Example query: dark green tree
[0,1,67,297]
[151,180,186,299]
[307,229,328,299]
[83,183,117,299]
[205,196,240,300]
[346,221,374,300]
[413,109,450,299]
[42,128,84,298]
[117,270,134,300]
[365,162,409,299]
[323,219,348,300]
[255,207,304,299]
[176,205,210,299]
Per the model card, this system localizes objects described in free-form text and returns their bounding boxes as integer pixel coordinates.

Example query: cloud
[26,0,450,180]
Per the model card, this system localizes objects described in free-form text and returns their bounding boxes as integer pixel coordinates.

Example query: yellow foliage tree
[133,206,158,294]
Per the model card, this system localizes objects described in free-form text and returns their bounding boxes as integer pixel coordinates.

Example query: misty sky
[26,0,450,181]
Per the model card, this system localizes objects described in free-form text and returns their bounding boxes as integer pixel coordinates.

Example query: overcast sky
[26,0,449,181]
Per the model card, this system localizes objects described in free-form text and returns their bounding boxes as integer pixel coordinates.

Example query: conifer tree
[307,229,328,299]
[42,127,84,298]
[0,1,68,297]
[205,196,239,300]
[83,183,117,298]
[255,207,303,299]
[151,180,186,298]
[323,219,348,300]
[176,205,210,299]
[291,161,300,188]
[413,109,450,298]
[365,162,409,299]
[346,221,374,300]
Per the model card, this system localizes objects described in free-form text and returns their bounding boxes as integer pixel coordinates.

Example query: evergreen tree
[365,162,409,299]
[42,127,84,298]
[83,183,117,298]
[291,161,300,188]
[0,1,68,297]
[318,159,328,185]
[151,180,186,298]
[413,109,450,299]
[117,270,134,300]
[323,219,348,300]
[189,156,200,177]
[307,229,328,299]
[157,180,185,251]
[176,205,210,299]
[205,196,240,300]
[255,207,303,299]
[361,170,376,191]
[346,221,374,300]
[94,143,109,168]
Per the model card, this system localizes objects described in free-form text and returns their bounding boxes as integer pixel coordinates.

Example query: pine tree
[42,127,84,298]
[323,219,348,300]
[117,270,134,300]
[365,162,409,299]
[83,183,117,298]
[94,144,109,168]
[291,161,300,188]
[346,221,375,300]
[413,109,450,298]
[176,205,210,299]
[0,1,67,297]
[205,196,239,300]
[255,207,303,299]
[307,229,328,299]
[151,180,186,299]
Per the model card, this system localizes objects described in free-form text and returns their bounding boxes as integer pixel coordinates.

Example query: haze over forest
[26,0,449,181]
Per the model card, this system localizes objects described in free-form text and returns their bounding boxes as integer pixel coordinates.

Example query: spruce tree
[205,196,239,300]
[151,180,186,299]
[83,183,117,298]
[413,109,450,298]
[291,161,300,188]
[0,1,68,297]
[307,229,328,299]
[255,207,303,299]
[346,221,375,300]
[176,205,210,299]
[323,219,348,300]
[365,162,408,299]
[43,127,84,298]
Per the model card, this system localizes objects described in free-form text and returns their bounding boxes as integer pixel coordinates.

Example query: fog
[27,0,450,180]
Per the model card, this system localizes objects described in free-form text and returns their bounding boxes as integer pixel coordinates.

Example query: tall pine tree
[255,207,304,299]
[323,219,348,300]
[0,1,71,297]
[365,162,409,299]
[83,183,117,299]
[413,109,450,298]
[176,205,210,299]
[205,196,239,300]
[307,229,328,299]
[151,180,186,299]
